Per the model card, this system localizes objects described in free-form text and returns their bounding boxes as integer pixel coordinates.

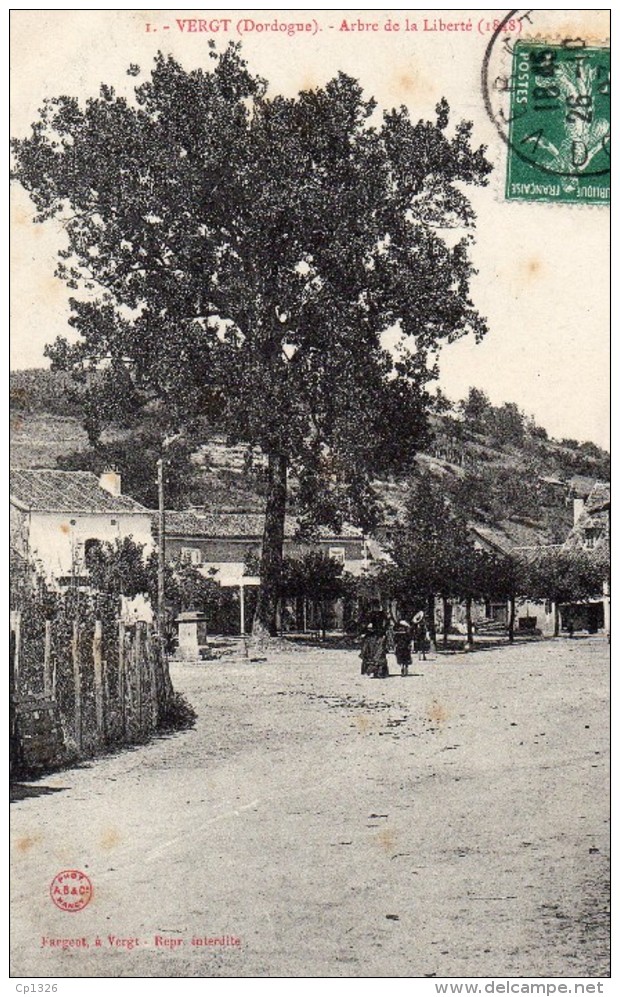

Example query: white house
[10,468,154,585]
[155,508,371,635]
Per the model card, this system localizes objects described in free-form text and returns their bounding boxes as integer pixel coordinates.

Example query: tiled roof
[10,469,149,514]
[470,520,550,553]
[584,481,610,513]
[503,519,553,546]
[160,510,297,539]
[564,482,610,550]
[569,475,600,498]
[511,543,564,564]
[159,509,363,541]
[469,525,512,555]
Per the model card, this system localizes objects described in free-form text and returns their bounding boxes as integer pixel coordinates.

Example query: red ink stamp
[50,869,93,912]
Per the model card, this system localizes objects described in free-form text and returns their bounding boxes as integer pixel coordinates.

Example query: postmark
[481,9,610,205]
[50,869,93,912]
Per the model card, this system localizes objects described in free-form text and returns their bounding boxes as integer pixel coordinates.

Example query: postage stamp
[505,42,610,204]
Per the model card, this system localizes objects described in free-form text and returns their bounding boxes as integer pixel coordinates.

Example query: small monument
[175,611,210,659]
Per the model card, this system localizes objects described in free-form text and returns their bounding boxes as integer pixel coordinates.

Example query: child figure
[393,620,413,676]
[412,611,428,661]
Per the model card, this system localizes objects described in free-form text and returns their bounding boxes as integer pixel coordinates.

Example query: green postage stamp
[506,42,610,205]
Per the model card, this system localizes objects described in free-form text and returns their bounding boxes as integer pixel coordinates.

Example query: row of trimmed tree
[76,520,607,646]
[371,476,608,644]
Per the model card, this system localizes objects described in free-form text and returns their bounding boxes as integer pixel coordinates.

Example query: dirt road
[10,637,610,978]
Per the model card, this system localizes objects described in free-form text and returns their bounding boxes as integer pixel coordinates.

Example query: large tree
[12,44,492,634]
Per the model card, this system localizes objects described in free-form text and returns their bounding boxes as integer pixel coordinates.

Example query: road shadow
[285,633,360,651]
[10,781,67,803]
[281,633,564,654]
[10,719,197,799]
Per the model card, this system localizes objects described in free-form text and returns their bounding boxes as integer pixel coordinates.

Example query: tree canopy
[12,43,492,633]
[522,546,606,635]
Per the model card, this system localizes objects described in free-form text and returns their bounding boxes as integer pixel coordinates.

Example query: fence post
[12,611,21,696]
[118,620,126,738]
[135,623,143,735]
[146,623,158,728]
[72,620,82,752]
[44,619,53,697]
[102,654,109,738]
[93,619,104,740]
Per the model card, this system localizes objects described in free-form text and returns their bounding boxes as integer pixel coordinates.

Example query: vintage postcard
[10,9,610,983]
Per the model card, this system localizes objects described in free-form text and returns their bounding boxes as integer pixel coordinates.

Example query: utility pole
[157,458,165,637]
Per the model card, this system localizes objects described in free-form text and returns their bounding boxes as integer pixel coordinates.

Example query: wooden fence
[10,610,173,775]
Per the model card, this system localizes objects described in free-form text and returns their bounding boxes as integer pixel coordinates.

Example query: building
[160,508,368,576]
[10,468,154,586]
[157,508,369,634]
[564,482,610,553]
[561,483,610,634]
[469,483,610,636]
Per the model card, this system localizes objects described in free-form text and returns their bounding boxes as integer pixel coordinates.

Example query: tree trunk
[465,596,474,648]
[508,594,516,644]
[253,454,288,637]
[553,601,560,637]
[441,596,451,648]
[295,595,303,632]
[427,594,437,652]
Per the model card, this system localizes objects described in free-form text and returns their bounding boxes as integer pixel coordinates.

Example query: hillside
[10,371,609,546]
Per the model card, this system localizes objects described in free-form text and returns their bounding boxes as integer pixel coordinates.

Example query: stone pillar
[603,580,611,637]
[175,611,206,659]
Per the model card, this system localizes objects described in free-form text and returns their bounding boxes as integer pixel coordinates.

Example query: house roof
[469,519,551,554]
[583,481,610,514]
[511,543,564,565]
[469,525,512,555]
[563,481,610,550]
[158,509,363,542]
[569,475,600,498]
[10,469,149,514]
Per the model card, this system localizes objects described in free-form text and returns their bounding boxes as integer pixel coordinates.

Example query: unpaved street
[11,637,610,978]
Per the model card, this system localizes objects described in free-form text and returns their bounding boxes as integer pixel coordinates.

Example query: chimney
[573,497,585,525]
[99,470,121,497]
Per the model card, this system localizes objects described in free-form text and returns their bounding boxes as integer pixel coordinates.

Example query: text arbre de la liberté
[145,16,517,38]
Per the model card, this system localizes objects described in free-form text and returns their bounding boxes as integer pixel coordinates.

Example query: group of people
[359,612,429,678]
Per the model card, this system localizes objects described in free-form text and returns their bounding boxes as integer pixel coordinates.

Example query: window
[181,547,202,566]
[584,528,601,549]
[329,547,345,566]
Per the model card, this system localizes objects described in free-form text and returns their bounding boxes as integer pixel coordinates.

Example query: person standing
[371,626,390,678]
[412,610,428,661]
[393,620,413,676]
[359,623,375,675]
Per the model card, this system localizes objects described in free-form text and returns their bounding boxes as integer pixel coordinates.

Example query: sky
[10,9,610,448]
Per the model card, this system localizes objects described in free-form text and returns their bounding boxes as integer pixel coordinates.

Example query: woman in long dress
[359,623,375,675]
[370,625,389,678]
